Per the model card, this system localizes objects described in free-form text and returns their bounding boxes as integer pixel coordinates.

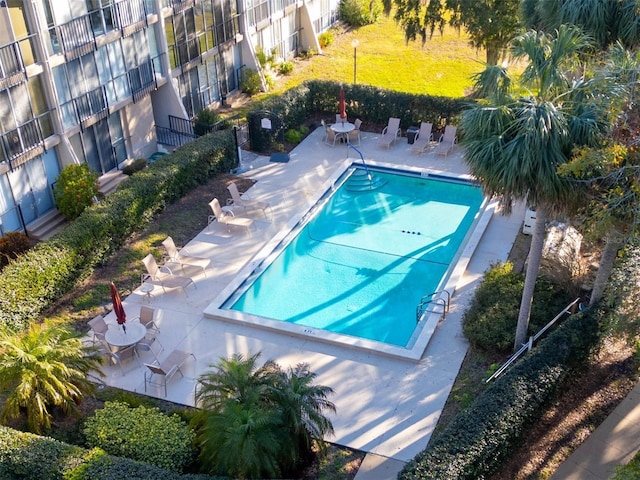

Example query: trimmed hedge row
[0,425,227,480]
[399,309,600,480]
[0,131,236,331]
[247,80,469,152]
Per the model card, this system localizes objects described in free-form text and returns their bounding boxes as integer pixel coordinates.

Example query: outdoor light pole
[352,39,359,85]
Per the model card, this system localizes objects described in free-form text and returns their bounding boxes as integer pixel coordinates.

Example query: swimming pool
[205,162,492,361]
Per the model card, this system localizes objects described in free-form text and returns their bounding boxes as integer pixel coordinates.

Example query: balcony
[116,0,148,37]
[215,15,239,45]
[1,118,45,169]
[59,15,96,61]
[128,59,156,102]
[248,0,270,26]
[74,86,108,129]
[176,37,201,70]
[0,41,26,90]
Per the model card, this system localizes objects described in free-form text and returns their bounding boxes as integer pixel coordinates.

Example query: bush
[463,262,575,352]
[399,308,600,480]
[240,68,262,95]
[121,158,146,176]
[0,425,226,480]
[0,232,30,269]
[83,401,195,472]
[318,31,334,48]
[340,0,383,26]
[278,61,294,75]
[53,164,99,220]
[284,128,303,143]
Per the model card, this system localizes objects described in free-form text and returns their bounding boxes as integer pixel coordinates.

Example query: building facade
[0,0,339,236]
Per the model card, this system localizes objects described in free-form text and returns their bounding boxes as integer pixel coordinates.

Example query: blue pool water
[228,168,484,347]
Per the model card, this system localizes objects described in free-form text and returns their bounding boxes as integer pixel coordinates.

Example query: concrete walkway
[550,380,640,480]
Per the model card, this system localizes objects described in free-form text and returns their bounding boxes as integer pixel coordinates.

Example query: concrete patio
[93,126,524,478]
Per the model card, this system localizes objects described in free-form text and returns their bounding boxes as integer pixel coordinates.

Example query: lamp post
[351,39,359,85]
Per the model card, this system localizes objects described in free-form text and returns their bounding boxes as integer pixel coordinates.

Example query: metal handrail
[416,290,451,322]
[485,297,581,383]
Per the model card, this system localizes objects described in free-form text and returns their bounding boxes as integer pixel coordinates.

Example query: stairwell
[25,170,128,242]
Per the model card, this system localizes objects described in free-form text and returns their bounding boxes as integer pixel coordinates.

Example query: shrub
[339,0,383,26]
[463,262,575,353]
[284,128,303,143]
[121,158,146,176]
[53,163,99,220]
[318,31,334,48]
[83,401,195,473]
[0,231,30,269]
[399,308,600,480]
[278,60,294,75]
[194,108,221,136]
[0,425,226,480]
[240,68,262,95]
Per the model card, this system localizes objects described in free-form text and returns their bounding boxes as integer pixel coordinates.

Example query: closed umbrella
[339,87,347,122]
[110,282,127,333]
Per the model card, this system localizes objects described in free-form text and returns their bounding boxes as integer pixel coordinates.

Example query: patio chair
[411,122,433,154]
[347,118,362,146]
[131,305,160,334]
[324,125,345,147]
[227,182,272,220]
[144,349,196,397]
[135,340,160,364]
[162,236,211,275]
[88,315,108,344]
[378,117,401,149]
[434,125,458,157]
[100,340,141,376]
[142,254,196,294]
[208,198,254,233]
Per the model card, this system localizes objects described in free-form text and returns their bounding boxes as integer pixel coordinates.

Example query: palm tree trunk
[514,207,547,350]
[589,231,625,306]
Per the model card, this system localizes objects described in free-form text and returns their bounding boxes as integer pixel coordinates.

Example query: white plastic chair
[227,182,272,220]
[208,198,254,234]
[378,117,401,149]
[411,122,433,154]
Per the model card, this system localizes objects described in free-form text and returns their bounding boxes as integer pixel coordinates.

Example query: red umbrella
[110,282,127,333]
[339,87,347,121]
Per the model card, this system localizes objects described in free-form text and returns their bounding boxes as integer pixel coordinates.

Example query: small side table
[140,283,155,303]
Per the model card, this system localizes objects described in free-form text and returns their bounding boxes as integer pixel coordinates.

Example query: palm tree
[194,352,336,479]
[0,321,103,434]
[462,25,609,349]
[271,363,336,471]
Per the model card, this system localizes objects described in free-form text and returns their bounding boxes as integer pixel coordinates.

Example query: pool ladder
[416,290,450,322]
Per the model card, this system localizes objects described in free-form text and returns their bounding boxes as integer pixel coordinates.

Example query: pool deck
[94,127,525,477]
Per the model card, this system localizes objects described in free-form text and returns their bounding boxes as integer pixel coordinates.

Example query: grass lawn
[271,14,489,97]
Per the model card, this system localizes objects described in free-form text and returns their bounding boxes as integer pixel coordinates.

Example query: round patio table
[331,121,355,134]
[105,322,146,348]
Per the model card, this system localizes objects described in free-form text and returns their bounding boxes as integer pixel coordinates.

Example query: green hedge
[0,131,236,331]
[247,80,469,151]
[399,309,600,480]
[83,402,195,473]
[0,425,227,480]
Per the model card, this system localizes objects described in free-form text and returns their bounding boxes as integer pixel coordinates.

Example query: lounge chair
[378,117,401,149]
[144,349,196,397]
[347,118,362,146]
[434,125,458,157]
[162,236,211,275]
[88,314,108,344]
[411,122,433,154]
[208,198,254,233]
[227,182,272,220]
[142,254,196,294]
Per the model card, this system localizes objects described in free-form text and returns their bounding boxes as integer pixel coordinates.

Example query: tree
[392,0,521,64]
[0,321,103,434]
[521,0,640,50]
[461,25,609,349]
[194,352,336,479]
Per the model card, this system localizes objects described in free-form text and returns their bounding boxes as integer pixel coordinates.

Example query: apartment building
[0,0,338,237]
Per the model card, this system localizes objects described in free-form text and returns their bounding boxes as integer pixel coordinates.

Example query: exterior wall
[0,0,342,235]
